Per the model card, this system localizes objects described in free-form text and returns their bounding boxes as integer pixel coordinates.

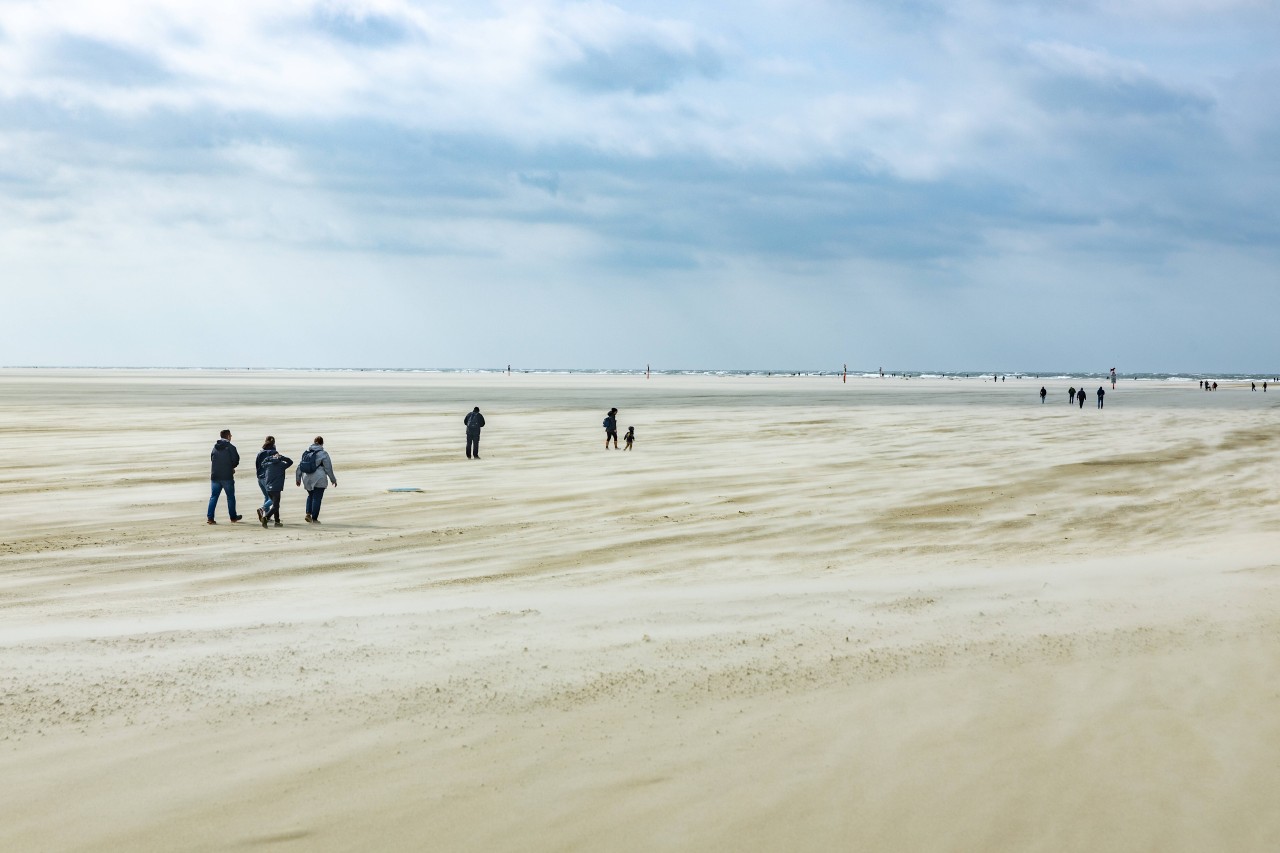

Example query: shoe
[274,521,283,527]
[230,515,243,523]
[311,518,321,524]
[305,514,313,523]
[257,508,267,528]
[206,519,216,525]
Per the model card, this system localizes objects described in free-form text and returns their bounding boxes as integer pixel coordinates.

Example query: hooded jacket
[464,410,486,436]
[259,453,294,492]
[210,439,240,480]
[296,444,337,490]
[255,446,276,481]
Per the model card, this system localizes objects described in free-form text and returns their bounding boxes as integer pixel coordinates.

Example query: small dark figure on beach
[259,450,293,527]
[1252,382,1257,392]
[1039,386,1047,403]
[1068,386,1076,403]
[1096,387,1105,409]
[1077,388,1086,408]
[1265,381,1269,392]
[296,436,337,523]
[208,429,242,524]
[1212,381,1218,391]
[623,426,635,450]
[604,408,619,449]
[464,407,486,459]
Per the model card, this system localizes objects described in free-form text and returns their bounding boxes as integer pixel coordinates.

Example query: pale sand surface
[2,369,1279,852]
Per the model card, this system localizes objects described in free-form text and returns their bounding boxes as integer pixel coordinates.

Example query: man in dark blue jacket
[207,429,242,524]
[258,450,293,527]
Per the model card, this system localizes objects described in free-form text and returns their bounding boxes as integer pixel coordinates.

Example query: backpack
[298,449,319,475]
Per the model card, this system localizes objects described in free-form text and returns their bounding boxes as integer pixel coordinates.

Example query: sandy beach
[2,368,1279,852]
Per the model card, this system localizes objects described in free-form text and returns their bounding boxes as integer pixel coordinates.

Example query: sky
[1,0,1278,372]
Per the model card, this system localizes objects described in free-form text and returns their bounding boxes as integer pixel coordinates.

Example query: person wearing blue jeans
[296,435,338,523]
[255,436,278,522]
[207,429,243,524]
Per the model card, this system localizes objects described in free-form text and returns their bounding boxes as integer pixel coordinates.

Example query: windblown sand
[2,369,1279,852]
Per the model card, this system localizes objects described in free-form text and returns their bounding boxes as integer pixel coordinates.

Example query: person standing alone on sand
[296,436,337,523]
[603,408,619,449]
[207,429,242,525]
[1097,387,1105,408]
[259,449,293,527]
[1040,386,1047,403]
[464,407,485,459]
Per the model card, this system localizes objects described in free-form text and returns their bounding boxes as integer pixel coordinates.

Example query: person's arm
[324,455,337,487]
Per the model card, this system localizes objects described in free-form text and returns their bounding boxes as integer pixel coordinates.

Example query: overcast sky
[2,0,1277,372]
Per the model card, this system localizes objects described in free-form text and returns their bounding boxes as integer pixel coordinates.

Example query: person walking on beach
[1068,386,1076,404]
[296,436,337,523]
[464,407,486,459]
[1039,386,1047,403]
[258,449,293,527]
[255,436,278,523]
[603,408,619,449]
[1077,388,1086,409]
[1096,386,1105,409]
[623,426,635,450]
[207,429,242,524]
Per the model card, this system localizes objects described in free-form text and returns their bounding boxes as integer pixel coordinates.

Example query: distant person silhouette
[623,426,635,450]
[1040,386,1047,403]
[1096,387,1105,408]
[1077,388,1086,408]
[1068,386,1076,404]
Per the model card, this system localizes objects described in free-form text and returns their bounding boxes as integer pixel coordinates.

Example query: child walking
[623,426,635,450]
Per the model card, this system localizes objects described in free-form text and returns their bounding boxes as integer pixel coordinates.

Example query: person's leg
[208,481,222,521]
[305,489,316,520]
[310,487,325,521]
[466,435,474,458]
[225,480,238,520]
[268,490,282,522]
[472,434,480,459]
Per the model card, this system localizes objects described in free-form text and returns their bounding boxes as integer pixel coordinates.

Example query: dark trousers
[306,487,326,519]
[266,489,282,522]
[208,480,237,520]
[466,433,480,458]
[258,478,272,512]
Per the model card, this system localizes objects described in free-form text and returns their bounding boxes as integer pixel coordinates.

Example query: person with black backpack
[295,436,337,523]
[464,407,486,459]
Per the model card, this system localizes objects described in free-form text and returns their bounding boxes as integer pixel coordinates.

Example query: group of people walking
[1038,386,1105,408]
[207,430,338,526]
[208,404,638,525]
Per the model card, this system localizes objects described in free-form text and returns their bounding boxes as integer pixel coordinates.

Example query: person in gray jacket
[295,436,337,523]
[464,407,485,459]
